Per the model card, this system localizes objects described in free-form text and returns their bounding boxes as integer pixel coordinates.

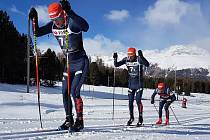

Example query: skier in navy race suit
[29,1,89,131]
[151,82,176,125]
[113,48,149,126]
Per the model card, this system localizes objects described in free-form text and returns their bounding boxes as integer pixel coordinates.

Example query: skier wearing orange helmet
[113,48,149,126]
[29,0,89,132]
[151,82,176,125]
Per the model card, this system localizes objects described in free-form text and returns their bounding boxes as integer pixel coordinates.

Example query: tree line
[86,58,210,95]
[0,10,28,83]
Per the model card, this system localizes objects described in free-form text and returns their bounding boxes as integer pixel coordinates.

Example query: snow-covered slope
[90,45,210,71]
[0,83,210,140]
[144,45,210,70]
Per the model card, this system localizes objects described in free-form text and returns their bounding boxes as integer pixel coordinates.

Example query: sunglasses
[128,55,135,59]
[52,17,64,22]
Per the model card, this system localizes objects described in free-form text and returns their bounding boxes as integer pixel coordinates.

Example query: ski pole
[170,106,180,124]
[112,68,115,121]
[64,12,71,117]
[32,18,43,129]
[27,17,30,93]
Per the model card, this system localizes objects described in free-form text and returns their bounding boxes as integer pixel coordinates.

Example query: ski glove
[138,50,143,57]
[29,8,38,20]
[151,99,154,104]
[60,0,71,13]
[113,52,118,59]
[170,94,176,102]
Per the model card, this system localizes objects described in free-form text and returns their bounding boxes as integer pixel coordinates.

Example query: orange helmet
[48,2,63,20]
[127,47,136,56]
[157,82,165,90]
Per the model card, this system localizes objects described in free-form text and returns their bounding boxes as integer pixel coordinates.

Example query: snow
[0,83,210,140]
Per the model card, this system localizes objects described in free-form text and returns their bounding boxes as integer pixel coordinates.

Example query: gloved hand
[29,7,38,20]
[151,99,154,104]
[138,50,143,57]
[60,0,71,13]
[113,52,118,59]
[171,94,176,102]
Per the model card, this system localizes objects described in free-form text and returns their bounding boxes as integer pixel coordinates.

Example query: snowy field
[0,83,210,140]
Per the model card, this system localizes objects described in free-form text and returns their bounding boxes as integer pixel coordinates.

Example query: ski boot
[127,115,134,126]
[165,118,169,125]
[70,118,84,132]
[136,115,143,127]
[58,116,74,130]
[156,118,162,125]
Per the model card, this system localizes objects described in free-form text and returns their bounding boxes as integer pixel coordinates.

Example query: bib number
[58,37,64,47]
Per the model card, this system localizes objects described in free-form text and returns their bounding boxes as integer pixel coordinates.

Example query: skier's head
[127,47,136,60]
[157,82,165,92]
[48,2,65,28]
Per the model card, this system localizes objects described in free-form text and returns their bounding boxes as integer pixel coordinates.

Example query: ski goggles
[127,55,135,60]
[51,17,64,22]
[157,89,164,94]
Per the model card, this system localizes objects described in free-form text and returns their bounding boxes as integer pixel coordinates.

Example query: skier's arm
[139,56,149,67]
[36,22,53,37]
[60,0,89,31]
[68,10,89,32]
[151,89,157,104]
[170,94,176,102]
[168,88,176,102]
[138,50,149,67]
[114,57,127,67]
[29,8,53,37]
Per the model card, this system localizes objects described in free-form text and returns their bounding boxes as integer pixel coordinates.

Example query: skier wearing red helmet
[113,48,149,126]
[29,0,89,132]
[151,82,176,125]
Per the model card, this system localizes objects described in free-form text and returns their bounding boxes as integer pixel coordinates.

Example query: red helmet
[127,47,136,56]
[48,2,63,20]
[157,82,165,90]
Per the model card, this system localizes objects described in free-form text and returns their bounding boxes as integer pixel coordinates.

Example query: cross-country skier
[113,48,149,126]
[151,82,176,125]
[29,0,89,131]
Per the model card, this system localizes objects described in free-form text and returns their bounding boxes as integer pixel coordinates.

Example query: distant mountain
[89,45,210,78]
[143,45,210,71]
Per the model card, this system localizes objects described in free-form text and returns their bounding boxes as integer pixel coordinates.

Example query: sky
[1,0,210,56]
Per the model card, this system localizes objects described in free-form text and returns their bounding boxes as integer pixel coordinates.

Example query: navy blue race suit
[114,55,149,118]
[151,88,176,119]
[33,9,89,122]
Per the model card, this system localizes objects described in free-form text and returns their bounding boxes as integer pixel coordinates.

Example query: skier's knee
[136,89,143,101]
[137,88,143,94]
[136,98,142,105]
[128,89,132,94]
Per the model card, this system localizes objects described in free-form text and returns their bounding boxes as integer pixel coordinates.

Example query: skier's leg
[62,72,74,116]
[136,88,143,126]
[127,89,135,125]
[159,100,166,118]
[71,74,84,121]
[70,57,89,131]
[59,71,74,130]
[156,100,165,124]
[164,101,171,125]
